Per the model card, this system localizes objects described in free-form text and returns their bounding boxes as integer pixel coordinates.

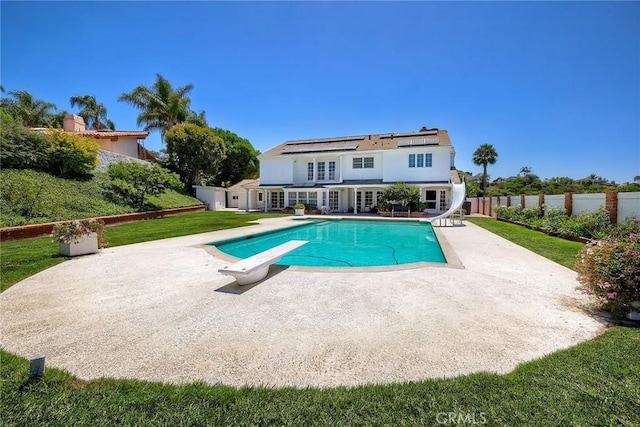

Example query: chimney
[63,114,86,132]
[419,126,428,132]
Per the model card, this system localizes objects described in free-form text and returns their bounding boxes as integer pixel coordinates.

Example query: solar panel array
[397,137,440,147]
[281,142,359,154]
[284,136,363,145]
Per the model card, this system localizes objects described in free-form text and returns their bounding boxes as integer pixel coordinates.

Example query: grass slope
[1,328,638,426]
[0,169,202,227]
[0,211,280,292]
[467,217,584,269]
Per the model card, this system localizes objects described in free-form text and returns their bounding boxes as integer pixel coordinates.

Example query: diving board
[218,240,308,285]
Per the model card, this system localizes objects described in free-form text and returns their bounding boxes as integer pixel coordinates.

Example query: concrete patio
[0,217,607,388]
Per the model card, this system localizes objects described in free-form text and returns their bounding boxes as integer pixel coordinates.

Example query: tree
[118,73,194,141]
[379,182,420,211]
[70,94,115,130]
[106,161,182,209]
[634,175,640,184]
[0,90,58,127]
[210,127,259,186]
[472,144,498,196]
[185,110,208,128]
[164,124,226,192]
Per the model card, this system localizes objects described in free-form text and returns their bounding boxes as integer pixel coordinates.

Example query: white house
[245,126,460,214]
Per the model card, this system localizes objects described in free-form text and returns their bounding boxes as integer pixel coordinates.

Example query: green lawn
[467,217,584,269]
[1,214,639,425]
[0,211,281,292]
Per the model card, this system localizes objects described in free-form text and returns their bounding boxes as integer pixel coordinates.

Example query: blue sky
[2,1,639,183]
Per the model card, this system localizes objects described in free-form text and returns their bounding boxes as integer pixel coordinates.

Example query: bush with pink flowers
[575,230,640,318]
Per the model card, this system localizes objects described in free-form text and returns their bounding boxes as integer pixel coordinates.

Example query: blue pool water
[212,219,446,267]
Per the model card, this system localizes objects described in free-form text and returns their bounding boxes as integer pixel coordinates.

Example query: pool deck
[0,216,607,388]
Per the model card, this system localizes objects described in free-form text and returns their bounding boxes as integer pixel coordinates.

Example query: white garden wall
[572,194,606,216]
[619,192,640,222]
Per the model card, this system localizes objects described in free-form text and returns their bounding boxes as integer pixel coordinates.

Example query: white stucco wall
[382,147,451,183]
[524,195,539,208]
[193,186,226,211]
[97,137,140,159]
[544,195,565,210]
[618,192,640,221]
[259,157,294,185]
[340,153,383,181]
[572,193,605,215]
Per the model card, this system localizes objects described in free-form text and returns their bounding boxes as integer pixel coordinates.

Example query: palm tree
[472,143,498,196]
[118,73,194,141]
[0,90,58,127]
[519,166,532,176]
[70,94,115,130]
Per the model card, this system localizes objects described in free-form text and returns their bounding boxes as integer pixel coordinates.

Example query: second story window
[317,162,325,180]
[409,153,432,168]
[328,161,336,180]
[353,157,374,169]
[307,162,314,180]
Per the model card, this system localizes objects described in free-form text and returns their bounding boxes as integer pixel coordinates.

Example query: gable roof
[74,130,149,139]
[227,178,260,191]
[261,128,451,157]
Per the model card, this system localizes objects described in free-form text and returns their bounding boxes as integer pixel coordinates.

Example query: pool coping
[199,215,464,272]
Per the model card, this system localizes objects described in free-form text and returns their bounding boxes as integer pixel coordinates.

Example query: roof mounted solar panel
[285,136,363,145]
[281,142,359,154]
[397,137,439,147]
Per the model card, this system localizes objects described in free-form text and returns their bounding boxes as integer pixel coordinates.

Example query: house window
[376,191,383,206]
[308,192,318,209]
[258,193,263,202]
[317,162,325,180]
[298,192,308,205]
[356,191,362,209]
[365,191,373,208]
[328,161,336,180]
[288,192,297,207]
[232,195,238,200]
[363,157,374,168]
[307,162,314,180]
[439,190,447,211]
[329,191,339,211]
[353,157,374,169]
[408,153,433,168]
[271,191,284,209]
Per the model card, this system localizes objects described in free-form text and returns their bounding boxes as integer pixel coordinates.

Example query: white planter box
[59,233,99,257]
[294,209,305,216]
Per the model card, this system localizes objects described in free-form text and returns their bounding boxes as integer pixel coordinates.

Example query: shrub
[558,208,611,239]
[45,129,100,178]
[544,206,568,221]
[521,205,543,220]
[293,203,306,210]
[106,161,182,210]
[494,204,522,221]
[51,219,106,247]
[576,232,640,318]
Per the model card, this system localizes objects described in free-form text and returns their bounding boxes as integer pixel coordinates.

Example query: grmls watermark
[436,412,487,425]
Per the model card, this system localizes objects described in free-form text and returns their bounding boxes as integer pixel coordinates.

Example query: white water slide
[425,182,466,224]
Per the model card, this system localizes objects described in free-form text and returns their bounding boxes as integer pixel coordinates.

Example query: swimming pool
[212,219,446,267]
